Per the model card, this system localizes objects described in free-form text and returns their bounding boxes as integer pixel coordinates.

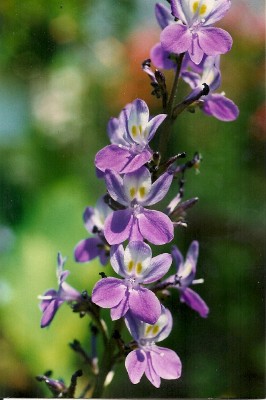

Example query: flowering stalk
[37,1,238,398]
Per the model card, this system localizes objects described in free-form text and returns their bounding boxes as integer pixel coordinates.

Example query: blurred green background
[0,0,265,398]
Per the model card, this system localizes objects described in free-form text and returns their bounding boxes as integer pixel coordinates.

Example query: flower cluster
[38,0,238,396]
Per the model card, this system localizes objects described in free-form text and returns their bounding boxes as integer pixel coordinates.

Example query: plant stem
[91,319,124,398]
[158,53,185,160]
[166,53,185,115]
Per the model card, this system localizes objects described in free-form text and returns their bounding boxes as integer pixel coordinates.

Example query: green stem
[158,53,185,160]
[92,319,124,399]
[166,53,185,115]
[172,83,209,119]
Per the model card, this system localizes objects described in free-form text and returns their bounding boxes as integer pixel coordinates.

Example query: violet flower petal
[107,116,129,147]
[145,353,161,388]
[180,287,209,317]
[123,166,151,203]
[127,99,149,144]
[145,113,167,142]
[189,34,204,65]
[205,0,232,26]
[143,170,173,206]
[58,269,70,285]
[60,282,81,301]
[95,145,131,173]
[41,299,63,328]
[198,27,232,56]
[151,347,182,380]
[150,43,176,70]
[151,307,173,343]
[83,206,98,233]
[98,250,109,266]
[138,209,174,245]
[110,244,127,277]
[74,237,102,263]
[124,311,143,341]
[40,289,57,312]
[129,287,161,324]
[125,349,147,384]
[170,0,187,22]
[110,296,129,320]
[177,240,198,285]
[161,24,192,55]
[104,169,128,205]
[171,245,184,272]
[121,150,152,174]
[182,70,201,89]
[128,219,143,242]
[123,241,152,277]
[203,93,239,121]
[92,277,127,308]
[142,253,172,284]
[155,3,173,29]
[104,209,133,245]
[96,145,149,175]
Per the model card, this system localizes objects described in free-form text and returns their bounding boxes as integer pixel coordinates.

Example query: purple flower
[162,241,209,317]
[125,307,182,387]
[92,241,172,324]
[103,166,174,245]
[150,42,178,70]
[74,196,112,265]
[151,3,183,70]
[182,55,239,121]
[39,253,81,328]
[95,99,167,174]
[160,0,233,64]
[155,3,174,30]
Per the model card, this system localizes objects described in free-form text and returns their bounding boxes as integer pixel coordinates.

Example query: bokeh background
[0,0,265,398]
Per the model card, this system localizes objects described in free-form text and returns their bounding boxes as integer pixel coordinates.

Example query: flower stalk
[37,0,238,397]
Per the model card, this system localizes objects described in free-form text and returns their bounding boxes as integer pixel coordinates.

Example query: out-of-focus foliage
[0,0,265,398]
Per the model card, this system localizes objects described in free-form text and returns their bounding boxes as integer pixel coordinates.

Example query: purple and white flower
[182,55,239,120]
[39,253,81,328]
[103,166,174,245]
[74,196,112,265]
[125,307,182,387]
[95,99,167,174]
[160,0,233,64]
[161,241,209,317]
[92,241,172,324]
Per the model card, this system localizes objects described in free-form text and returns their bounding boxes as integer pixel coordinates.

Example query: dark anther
[149,165,158,173]
[153,151,160,161]
[201,83,210,96]
[155,69,166,85]
[44,370,53,377]
[142,58,151,68]
[92,225,99,234]
[175,274,182,286]
[81,290,89,300]
[177,152,186,158]
[99,271,107,279]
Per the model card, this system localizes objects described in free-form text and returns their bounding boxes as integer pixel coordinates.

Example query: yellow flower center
[129,187,136,199]
[192,1,207,15]
[131,125,143,138]
[136,262,142,274]
[144,324,160,337]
